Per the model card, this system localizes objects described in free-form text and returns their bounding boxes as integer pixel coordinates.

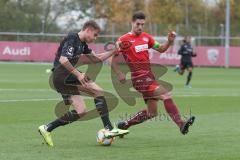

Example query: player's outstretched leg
[117,109,152,130]
[163,98,195,135]
[185,67,193,88]
[94,96,129,138]
[104,125,129,138]
[185,71,192,88]
[117,101,158,138]
[38,125,54,147]
[38,109,82,146]
[117,109,150,138]
[180,116,195,135]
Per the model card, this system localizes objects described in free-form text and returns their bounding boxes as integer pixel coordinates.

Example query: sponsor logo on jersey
[143,37,149,42]
[187,48,193,52]
[135,44,148,53]
[2,46,31,56]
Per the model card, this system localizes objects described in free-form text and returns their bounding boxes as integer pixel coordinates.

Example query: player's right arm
[109,54,126,84]
[59,56,88,86]
[59,38,88,86]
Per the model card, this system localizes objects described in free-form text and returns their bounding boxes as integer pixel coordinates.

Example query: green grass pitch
[0,62,239,160]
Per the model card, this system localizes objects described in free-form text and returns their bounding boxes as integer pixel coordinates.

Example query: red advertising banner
[150,46,240,67]
[0,41,239,67]
[0,41,58,62]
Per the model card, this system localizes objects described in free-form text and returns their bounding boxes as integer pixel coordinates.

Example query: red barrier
[230,47,240,67]
[0,41,58,62]
[0,41,239,67]
[150,46,240,67]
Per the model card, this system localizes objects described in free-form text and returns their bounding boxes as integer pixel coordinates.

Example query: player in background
[174,36,197,88]
[111,11,195,135]
[38,20,129,147]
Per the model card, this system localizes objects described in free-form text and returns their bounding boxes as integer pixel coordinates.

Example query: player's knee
[188,67,193,72]
[93,89,104,97]
[159,92,172,100]
[71,101,87,115]
[146,100,158,116]
[151,110,158,117]
[75,107,87,115]
[147,107,158,117]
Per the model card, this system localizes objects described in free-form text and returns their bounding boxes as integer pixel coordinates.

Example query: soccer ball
[96,129,114,146]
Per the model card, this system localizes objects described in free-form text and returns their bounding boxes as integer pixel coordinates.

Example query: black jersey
[53,32,92,68]
[178,43,194,63]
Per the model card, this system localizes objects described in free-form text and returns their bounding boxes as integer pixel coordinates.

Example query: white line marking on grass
[0,62,52,65]
[174,94,240,97]
[0,98,59,102]
[0,88,52,92]
[1,94,239,103]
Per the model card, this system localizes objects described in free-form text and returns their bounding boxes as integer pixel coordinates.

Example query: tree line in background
[0,0,239,37]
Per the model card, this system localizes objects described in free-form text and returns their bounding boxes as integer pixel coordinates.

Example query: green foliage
[0,0,239,37]
[0,0,60,33]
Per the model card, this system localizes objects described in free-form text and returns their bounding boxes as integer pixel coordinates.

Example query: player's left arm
[85,41,129,63]
[84,42,119,63]
[191,48,197,57]
[151,31,176,53]
[86,50,117,63]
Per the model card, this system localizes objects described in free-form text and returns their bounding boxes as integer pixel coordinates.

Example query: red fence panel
[0,41,239,67]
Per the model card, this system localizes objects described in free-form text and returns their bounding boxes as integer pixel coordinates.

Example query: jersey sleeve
[147,34,155,49]
[116,36,125,55]
[178,45,183,55]
[61,36,75,58]
[83,44,92,55]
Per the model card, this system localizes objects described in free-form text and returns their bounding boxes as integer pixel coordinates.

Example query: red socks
[124,99,184,129]
[163,98,184,128]
[125,109,152,128]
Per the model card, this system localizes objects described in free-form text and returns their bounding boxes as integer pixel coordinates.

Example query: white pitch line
[0,61,52,65]
[0,98,59,102]
[0,88,52,92]
[174,94,240,97]
[0,94,239,103]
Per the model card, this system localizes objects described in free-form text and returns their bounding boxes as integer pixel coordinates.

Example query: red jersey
[118,32,155,78]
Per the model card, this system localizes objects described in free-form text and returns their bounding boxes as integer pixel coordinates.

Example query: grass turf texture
[0,62,239,160]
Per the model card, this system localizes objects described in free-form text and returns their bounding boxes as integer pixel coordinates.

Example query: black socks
[46,110,80,132]
[46,96,113,132]
[186,71,192,85]
[94,96,113,130]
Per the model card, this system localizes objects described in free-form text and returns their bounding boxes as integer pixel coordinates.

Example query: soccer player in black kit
[38,20,129,147]
[175,36,197,88]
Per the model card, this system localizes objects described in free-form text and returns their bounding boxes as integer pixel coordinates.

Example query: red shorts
[132,73,159,102]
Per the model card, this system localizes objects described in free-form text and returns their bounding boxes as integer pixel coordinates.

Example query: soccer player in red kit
[111,11,195,135]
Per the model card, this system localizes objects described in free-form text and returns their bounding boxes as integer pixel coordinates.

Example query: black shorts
[52,66,91,105]
[180,61,193,70]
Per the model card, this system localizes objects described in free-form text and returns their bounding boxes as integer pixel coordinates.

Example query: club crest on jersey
[67,46,74,56]
[143,37,149,42]
[135,44,148,53]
